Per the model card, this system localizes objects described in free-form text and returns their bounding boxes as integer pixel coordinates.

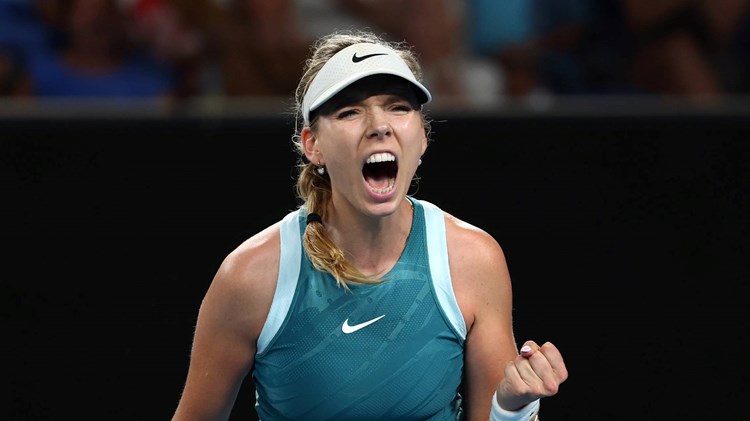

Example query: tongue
[365,173,390,189]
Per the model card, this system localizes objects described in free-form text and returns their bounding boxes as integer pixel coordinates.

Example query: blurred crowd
[1,0,749,107]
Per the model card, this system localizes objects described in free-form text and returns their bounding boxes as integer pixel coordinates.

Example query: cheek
[398,119,426,150]
[316,135,358,168]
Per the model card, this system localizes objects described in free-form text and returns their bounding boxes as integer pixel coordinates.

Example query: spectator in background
[565,0,640,95]
[0,49,27,95]
[623,0,750,100]
[466,0,595,99]
[130,0,313,99]
[0,0,66,96]
[216,0,311,98]
[126,0,224,98]
[14,0,176,100]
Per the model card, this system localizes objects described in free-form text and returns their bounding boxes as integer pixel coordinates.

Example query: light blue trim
[256,209,302,354]
[420,199,467,340]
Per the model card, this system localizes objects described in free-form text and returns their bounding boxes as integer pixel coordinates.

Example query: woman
[172,29,567,421]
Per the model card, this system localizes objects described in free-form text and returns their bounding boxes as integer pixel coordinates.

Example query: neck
[324,197,414,277]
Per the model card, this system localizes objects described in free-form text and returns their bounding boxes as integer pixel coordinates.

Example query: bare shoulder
[202,221,282,339]
[216,222,282,293]
[442,212,511,328]
[443,212,507,270]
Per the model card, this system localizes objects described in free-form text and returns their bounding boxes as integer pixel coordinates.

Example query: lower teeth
[370,184,393,194]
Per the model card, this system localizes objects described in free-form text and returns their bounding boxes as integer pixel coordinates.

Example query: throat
[352,199,414,278]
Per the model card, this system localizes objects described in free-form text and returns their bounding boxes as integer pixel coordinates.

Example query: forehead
[316,75,421,113]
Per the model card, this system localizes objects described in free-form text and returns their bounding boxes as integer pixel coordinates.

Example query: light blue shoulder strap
[256,209,302,355]
[419,199,467,340]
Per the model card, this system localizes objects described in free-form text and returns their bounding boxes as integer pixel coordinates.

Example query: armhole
[256,209,302,355]
[420,199,467,340]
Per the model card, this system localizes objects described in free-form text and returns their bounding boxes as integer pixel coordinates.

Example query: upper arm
[172,225,281,421]
[446,215,518,421]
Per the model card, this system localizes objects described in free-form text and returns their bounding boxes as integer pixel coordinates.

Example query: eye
[389,100,416,113]
[336,108,359,119]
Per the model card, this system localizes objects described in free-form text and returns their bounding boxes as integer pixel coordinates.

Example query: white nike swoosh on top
[341,314,386,334]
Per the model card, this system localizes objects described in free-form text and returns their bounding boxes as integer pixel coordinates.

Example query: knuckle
[544,381,559,395]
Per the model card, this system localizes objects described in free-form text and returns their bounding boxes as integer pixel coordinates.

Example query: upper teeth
[366,153,396,164]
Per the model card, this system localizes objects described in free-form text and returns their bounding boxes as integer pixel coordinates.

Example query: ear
[420,131,428,156]
[301,127,321,164]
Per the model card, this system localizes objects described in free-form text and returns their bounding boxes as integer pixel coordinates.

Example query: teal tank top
[253,198,467,420]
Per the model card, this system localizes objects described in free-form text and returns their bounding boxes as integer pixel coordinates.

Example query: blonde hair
[291,29,431,289]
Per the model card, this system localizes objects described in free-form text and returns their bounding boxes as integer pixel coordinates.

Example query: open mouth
[363,152,397,194]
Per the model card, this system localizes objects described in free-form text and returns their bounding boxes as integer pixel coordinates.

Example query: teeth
[368,178,395,194]
[366,153,396,164]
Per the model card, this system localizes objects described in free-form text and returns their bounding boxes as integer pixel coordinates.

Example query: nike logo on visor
[352,52,387,63]
[341,314,386,333]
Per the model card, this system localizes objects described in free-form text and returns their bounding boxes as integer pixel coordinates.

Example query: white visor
[302,43,432,125]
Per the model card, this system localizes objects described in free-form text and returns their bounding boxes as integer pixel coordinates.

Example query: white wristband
[490,395,540,421]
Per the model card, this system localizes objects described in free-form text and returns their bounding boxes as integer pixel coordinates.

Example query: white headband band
[302,42,432,125]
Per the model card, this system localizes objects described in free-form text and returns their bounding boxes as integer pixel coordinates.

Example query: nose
[366,110,392,140]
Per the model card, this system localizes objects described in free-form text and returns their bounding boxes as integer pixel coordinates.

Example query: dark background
[3,108,749,420]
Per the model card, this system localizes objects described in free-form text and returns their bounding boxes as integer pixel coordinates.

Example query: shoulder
[215,221,282,301]
[443,211,506,270]
[441,210,512,329]
[417,199,506,275]
[219,222,282,287]
[202,221,283,340]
